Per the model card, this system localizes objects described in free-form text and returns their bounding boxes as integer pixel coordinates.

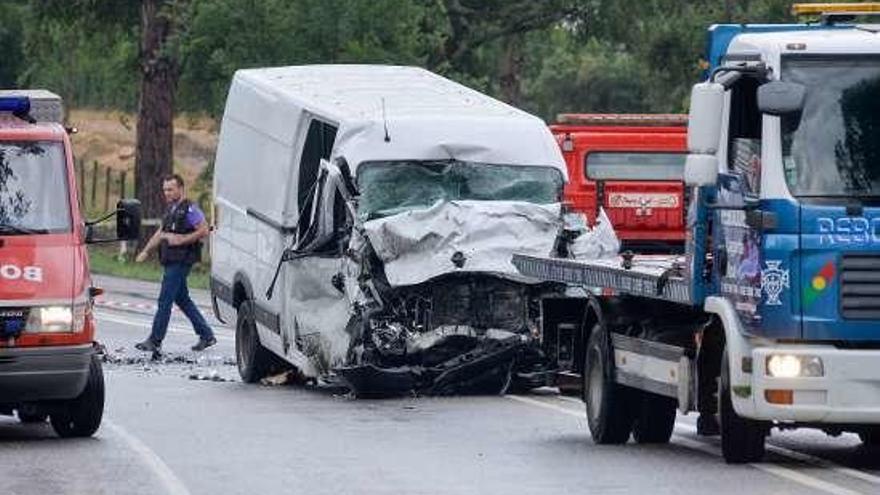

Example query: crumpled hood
[362,200,561,287]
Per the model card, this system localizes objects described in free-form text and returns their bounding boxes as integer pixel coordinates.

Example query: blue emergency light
[0,96,30,115]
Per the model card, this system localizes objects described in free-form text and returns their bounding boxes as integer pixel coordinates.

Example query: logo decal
[804,261,835,308]
[761,260,789,306]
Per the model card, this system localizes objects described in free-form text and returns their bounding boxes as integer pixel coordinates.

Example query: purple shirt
[170,201,206,229]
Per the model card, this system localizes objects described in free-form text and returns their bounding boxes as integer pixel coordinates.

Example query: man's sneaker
[135,339,160,352]
[191,336,217,352]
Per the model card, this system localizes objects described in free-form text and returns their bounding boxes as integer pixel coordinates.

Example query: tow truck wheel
[236,300,273,383]
[50,355,104,438]
[719,347,766,463]
[584,325,635,444]
[632,392,676,444]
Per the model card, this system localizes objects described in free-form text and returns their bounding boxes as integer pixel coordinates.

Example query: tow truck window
[357,160,563,220]
[0,141,71,233]
[584,152,685,181]
[781,55,880,198]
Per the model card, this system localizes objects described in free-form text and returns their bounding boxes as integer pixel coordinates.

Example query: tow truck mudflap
[335,337,524,397]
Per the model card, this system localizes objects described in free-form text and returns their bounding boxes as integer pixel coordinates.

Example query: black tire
[632,391,677,444]
[17,411,48,424]
[584,325,635,444]
[858,428,880,446]
[236,300,274,383]
[50,355,104,438]
[719,347,766,463]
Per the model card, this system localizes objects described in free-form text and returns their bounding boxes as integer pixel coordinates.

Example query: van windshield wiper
[0,225,47,235]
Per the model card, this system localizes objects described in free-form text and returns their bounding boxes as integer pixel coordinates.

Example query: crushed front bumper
[0,344,94,403]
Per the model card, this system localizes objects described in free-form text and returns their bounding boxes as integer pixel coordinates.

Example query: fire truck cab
[0,91,140,437]
[551,114,687,253]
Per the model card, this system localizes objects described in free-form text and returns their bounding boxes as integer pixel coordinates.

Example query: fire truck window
[585,152,686,181]
[297,119,337,240]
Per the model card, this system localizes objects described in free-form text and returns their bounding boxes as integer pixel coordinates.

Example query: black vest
[158,199,202,265]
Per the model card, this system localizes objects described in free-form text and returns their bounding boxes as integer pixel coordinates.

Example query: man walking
[134,174,216,352]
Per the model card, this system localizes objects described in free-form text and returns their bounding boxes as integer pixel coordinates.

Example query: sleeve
[186,203,207,228]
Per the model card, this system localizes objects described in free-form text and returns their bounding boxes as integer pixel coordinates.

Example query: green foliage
[10,0,807,118]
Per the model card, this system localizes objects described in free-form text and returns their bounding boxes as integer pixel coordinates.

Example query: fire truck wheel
[50,355,104,438]
[584,325,635,444]
[719,347,767,463]
[236,300,274,383]
[632,391,677,444]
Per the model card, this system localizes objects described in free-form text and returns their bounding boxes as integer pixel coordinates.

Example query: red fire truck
[551,114,687,253]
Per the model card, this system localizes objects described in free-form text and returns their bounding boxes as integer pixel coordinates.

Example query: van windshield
[357,160,563,220]
[0,141,71,234]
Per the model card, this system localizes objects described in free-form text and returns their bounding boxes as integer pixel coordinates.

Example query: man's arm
[135,228,164,263]
[165,221,209,247]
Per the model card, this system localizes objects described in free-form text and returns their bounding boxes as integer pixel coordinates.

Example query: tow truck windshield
[0,141,71,233]
[357,160,563,220]
[782,55,880,198]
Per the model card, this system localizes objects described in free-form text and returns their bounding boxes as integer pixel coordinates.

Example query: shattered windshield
[0,141,71,234]
[356,160,563,220]
[781,55,880,197]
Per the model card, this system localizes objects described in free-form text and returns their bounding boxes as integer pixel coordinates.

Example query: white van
[210,65,568,395]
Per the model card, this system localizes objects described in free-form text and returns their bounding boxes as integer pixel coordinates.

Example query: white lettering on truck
[0,264,43,282]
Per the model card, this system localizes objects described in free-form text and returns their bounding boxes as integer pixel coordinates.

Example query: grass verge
[87,246,210,290]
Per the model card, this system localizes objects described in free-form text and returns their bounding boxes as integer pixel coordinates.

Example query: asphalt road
[3,276,880,495]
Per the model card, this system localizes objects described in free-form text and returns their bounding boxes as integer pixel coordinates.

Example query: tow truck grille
[840,254,880,319]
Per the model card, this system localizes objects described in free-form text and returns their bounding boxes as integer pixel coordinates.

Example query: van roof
[235,65,531,123]
[225,65,566,176]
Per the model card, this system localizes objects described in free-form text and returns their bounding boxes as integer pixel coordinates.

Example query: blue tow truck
[516,3,880,463]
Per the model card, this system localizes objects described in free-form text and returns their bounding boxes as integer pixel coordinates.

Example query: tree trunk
[498,34,524,105]
[135,0,177,225]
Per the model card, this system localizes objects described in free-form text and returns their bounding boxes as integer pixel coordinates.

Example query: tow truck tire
[50,355,104,438]
[720,348,766,463]
[632,392,677,444]
[584,325,635,444]
[236,300,273,383]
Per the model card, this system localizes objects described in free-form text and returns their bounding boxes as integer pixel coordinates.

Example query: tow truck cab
[551,114,687,253]
[0,91,140,437]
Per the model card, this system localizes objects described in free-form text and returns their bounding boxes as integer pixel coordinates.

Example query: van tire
[632,392,677,444]
[584,325,635,444]
[858,428,880,446]
[236,300,273,383]
[50,355,104,438]
[720,347,766,463]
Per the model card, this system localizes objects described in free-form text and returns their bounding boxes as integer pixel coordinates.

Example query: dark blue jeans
[149,262,214,344]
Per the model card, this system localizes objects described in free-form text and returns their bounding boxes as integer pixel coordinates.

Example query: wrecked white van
[210,65,569,395]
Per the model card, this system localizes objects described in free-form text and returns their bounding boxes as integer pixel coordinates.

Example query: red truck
[0,90,140,437]
[551,114,687,253]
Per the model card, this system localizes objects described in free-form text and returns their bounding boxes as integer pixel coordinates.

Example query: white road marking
[95,310,233,343]
[506,395,866,495]
[104,419,192,495]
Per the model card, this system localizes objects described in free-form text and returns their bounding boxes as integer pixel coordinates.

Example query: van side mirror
[758,81,806,116]
[684,82,724,186]
[116,199,142,241]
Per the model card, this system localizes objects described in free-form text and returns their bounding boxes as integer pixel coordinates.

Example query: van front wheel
[236,301,274,383]
[50,355,104,438]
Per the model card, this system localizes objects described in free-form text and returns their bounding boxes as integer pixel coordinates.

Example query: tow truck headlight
[25,303,88,333]
[766,354,824,378]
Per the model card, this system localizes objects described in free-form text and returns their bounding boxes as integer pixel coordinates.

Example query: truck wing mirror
[85,198,142,243]
[684,82,725,187]
[684,154,718,186]
[758,81,806,116]
[116,199,142,241]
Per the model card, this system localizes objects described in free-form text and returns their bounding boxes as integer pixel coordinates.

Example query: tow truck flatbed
[512,254,693,304]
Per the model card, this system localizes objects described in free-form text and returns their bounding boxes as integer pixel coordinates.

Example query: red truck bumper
[0,344,94,403]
